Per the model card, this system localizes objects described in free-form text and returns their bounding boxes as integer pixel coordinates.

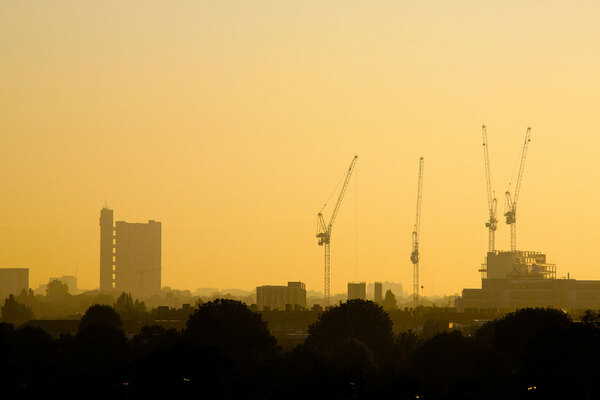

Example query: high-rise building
[99,208,161,298]
[374,282,383,303]
[348,282,366,300]
[99,207,115,292]
[0,268,29,300]
[256,281,307,311]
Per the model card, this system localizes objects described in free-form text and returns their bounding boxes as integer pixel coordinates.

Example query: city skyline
[3,2,600,295]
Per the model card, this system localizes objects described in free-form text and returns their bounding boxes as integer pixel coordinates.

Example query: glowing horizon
[2,1,600,296]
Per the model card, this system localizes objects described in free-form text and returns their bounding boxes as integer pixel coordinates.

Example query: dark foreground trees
[132,298,280,399]
[3,302,600,399]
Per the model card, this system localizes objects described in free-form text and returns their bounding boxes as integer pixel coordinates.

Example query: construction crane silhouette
[317,155,358,307]
[482,125,498,252]
[410,157,424,306]
[505,127,532,252]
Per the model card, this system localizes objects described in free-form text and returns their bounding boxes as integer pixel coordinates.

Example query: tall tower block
[99,207,114,291]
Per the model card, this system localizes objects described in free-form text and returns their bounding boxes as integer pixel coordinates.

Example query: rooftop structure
[479,250,556,280]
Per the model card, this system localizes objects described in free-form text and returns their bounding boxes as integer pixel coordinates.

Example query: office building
[348,282,366,300]
[99,207,161,298]
[0,268,29,300]
[256,281,307,311]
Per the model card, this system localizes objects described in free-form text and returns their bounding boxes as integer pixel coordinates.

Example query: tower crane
[504,127,532,252]
[482,125,498,252]
[410,157,424,306]
[317,155,358,307]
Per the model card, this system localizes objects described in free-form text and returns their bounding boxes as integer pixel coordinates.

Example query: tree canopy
[1,294,33,326]
[306,299,395,367]
[46,279,69,299]
[78,304,122,332]
[186,298,279,371]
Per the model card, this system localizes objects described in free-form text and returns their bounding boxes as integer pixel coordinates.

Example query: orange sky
[2,1,600,295]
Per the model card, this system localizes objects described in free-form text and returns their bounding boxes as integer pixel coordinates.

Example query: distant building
[455,250,600,311]
[99,207,114,292]
[374,282,383,303]
[368,281,403,298]
[482,251,556,280]
[348,282,366,300]
[99,207,161,298]
[0,268,29,300]
[49,275,77,294]
[256,282,307,311]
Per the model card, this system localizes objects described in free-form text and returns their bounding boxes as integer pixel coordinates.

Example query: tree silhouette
[381,289,397,311]
[46,279,69,299]
[11,325,54,388]
[1,294,33,326]
[184,298,279,397]
[411,330,481,398]
[79,304,122,332]
[186,299,278,369]
[114,292,147,322]
[473,308,582,397]
[306,299,395,368]
[581,309,600,328]
[75,305,128,390]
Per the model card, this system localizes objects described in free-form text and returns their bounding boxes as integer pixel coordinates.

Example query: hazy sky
[2,1,600,295]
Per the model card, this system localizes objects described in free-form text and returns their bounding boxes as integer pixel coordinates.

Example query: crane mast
[482,125,498,252]
[317,155,358,307]
[410,157,424,306]
[504,127,532,251]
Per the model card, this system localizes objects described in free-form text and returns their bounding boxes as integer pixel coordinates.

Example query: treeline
[0,281,205,322]
[1,299,600,399]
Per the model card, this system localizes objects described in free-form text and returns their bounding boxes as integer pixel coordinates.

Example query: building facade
[0,268,29,300]
[348,282,366,300]
[99,208,161,298]
[256,281,307,311]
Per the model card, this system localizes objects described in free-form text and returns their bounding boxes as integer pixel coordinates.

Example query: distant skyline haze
[2,1,600,295]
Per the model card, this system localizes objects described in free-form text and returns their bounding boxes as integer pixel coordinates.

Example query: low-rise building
[256,281,307,311]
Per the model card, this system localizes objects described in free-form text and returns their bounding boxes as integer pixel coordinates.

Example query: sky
[2,1,600,296]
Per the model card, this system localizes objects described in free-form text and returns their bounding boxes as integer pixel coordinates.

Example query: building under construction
[455,126,600,311]
[455,250,600,311]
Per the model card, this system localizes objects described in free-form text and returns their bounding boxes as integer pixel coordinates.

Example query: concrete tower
[99,207,114,291]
